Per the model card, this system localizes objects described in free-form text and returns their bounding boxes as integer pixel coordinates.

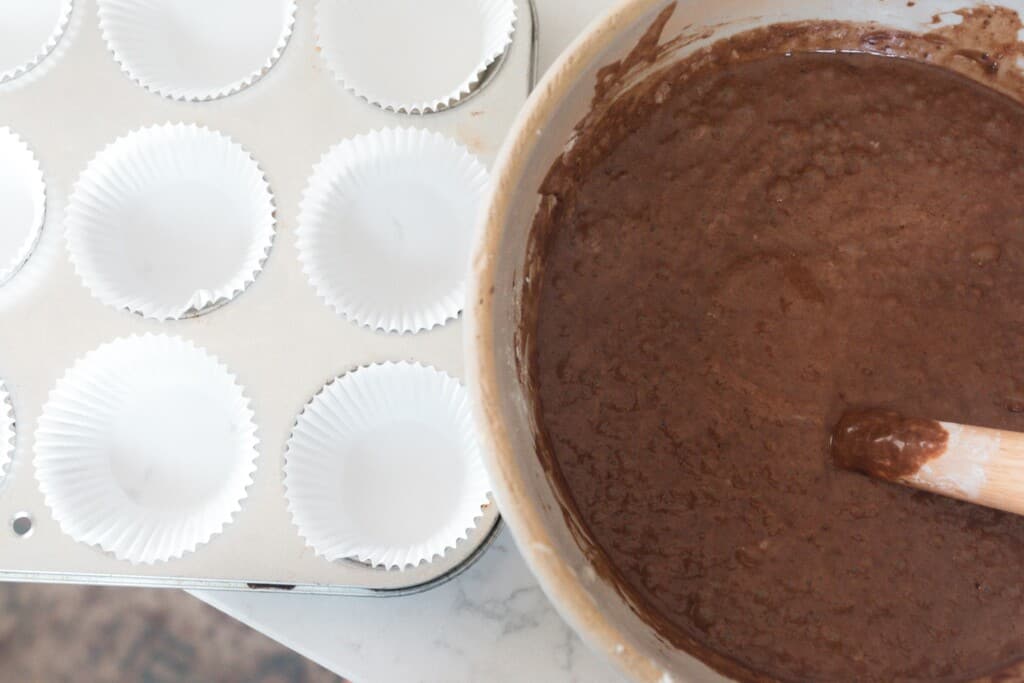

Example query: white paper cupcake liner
[284,362,491,569]
[315,0,516,113]
[66,123,276,320]
[297,128,489,333]
[0,0,73,85]
[98,0,297,101]
[0,127,46,287]
[0,379,14,482]
[34,334,259,564]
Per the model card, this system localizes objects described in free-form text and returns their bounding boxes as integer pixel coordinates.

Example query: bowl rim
[465,0,681,681]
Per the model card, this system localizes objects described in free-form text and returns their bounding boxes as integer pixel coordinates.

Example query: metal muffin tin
[0,0,536,595]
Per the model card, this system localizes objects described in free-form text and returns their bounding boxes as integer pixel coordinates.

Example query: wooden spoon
[830,408,1024,515]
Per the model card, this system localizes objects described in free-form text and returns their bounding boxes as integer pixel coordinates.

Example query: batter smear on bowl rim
[525,5,1024,682]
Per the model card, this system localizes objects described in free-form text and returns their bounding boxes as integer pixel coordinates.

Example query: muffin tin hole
[11,512,33,538]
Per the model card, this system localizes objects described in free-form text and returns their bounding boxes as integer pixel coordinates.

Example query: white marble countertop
[193,1,625,681]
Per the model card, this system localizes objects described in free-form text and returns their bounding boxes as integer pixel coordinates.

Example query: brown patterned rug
[0,582,344,682]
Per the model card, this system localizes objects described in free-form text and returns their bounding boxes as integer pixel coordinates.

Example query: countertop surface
[194,1,625,681]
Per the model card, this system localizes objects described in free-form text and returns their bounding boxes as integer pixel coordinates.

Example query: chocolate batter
[529,23,1024,683]
[831,409,949,481]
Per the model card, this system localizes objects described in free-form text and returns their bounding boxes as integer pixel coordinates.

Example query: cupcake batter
[831,409,949,482]
[530,35,1024,683]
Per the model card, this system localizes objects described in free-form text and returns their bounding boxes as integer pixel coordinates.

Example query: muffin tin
[0,0,536,594]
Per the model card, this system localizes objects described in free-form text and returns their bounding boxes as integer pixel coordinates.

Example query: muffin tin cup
[0,0,73,85]
[297,127,489,333]
[315,0,516,113]
[65,123,276,321]
[0,127,46,287]
[0,380,13,482]
[34,334,259,565]
[284,362,492,570]
[98,0,297,101]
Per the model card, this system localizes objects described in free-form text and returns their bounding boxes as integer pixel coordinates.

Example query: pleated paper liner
[284,362,491,570]
[65,123,276,320]
[34,335,259,564]
[0,379,13,483]
[315,0,516,113]
[297,127,489,333]
[98,0,297,101]
[0,127,46,287]
[0,0,72,85]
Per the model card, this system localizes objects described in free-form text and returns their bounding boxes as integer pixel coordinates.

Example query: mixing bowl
[465,0,1022,680]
